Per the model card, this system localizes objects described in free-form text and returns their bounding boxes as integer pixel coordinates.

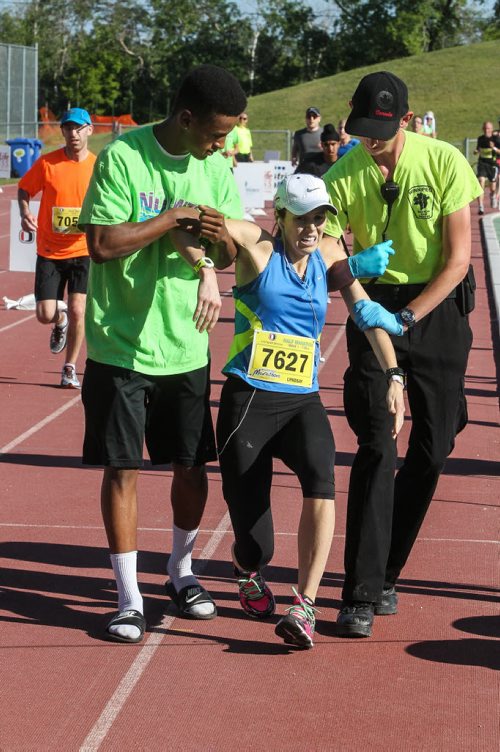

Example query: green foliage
[0,0,499,122]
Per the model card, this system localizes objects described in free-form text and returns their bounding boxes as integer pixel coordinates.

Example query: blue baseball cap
[60,108,92,126]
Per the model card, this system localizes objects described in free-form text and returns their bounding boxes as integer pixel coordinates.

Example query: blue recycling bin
[6,138,43,178]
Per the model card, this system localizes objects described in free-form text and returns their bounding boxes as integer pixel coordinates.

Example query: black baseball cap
[306,106,321,117]
[345,71,409,140]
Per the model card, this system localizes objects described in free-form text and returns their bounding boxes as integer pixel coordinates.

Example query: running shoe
[235,568,275,618]
[275,588,317,649]
[60,364,81,389]
[50,319,68,354]
[478,207,485,216]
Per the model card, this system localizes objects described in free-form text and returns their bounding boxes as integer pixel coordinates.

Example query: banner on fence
[233,161,294,208]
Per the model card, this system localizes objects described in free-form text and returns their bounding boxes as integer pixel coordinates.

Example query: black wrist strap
[385,367,406,385]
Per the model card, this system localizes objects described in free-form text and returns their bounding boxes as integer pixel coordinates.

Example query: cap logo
[375,90,394,111]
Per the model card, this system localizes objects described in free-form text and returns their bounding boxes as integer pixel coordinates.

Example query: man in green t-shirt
[322,71,481,638]
[79,64,246,644]
[234,113,254,163]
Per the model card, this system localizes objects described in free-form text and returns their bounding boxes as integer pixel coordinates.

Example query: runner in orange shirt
[18,108,96,388]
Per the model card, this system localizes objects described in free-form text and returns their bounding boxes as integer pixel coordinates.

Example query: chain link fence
[0,43,38,141]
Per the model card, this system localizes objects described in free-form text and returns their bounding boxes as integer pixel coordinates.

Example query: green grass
[246,40,500,146]
[2,39,499,173]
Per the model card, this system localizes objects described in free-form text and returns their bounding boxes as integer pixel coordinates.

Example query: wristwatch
[192,256,215,274]
[398,307,416,329]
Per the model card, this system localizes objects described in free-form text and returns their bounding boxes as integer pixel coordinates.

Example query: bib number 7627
[248,329,316,388]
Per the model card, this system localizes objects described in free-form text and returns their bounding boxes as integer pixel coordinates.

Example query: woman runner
[174,173,405,648]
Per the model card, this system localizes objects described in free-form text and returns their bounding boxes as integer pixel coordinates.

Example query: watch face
[400,308,415,325]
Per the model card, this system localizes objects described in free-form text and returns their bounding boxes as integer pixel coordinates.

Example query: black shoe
[336,601,374,637]
[375,586,398,615]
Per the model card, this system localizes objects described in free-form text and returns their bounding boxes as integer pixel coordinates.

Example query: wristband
[385,367,406,386]
[327,258,355,291]
[192,256,215,274]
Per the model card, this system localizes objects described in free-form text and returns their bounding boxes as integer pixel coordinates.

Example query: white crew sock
[56,310,68,329]
[109,551,143,640]
[167,525,214,617]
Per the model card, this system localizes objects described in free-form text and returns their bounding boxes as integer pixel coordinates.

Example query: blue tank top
[223,238,328,393]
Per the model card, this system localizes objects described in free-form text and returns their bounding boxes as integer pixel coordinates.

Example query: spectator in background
[234,113,254,163]
[422,111,437,138]
[220,125,239,169]
[291,106,323,167]
[295,123,340,176]
[474,120,500,213]
[337,118,360,158]
[17,107,95,389]
[411,115,424,134]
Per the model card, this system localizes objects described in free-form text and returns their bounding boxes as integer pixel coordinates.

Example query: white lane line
[0,232,9,239]
[0,395,81,456]
[319,324,346,371]
[79,511,232,752]
[0,523,497,545]
[0,314,36,332]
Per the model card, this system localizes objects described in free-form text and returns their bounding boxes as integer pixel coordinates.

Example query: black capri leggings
[216,377,335,572]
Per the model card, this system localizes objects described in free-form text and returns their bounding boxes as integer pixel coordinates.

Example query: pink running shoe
[275,588,317,649]
[235,568,275,619]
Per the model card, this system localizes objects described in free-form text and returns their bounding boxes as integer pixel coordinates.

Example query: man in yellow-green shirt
[322,71,481,638]
[234,112,254,163]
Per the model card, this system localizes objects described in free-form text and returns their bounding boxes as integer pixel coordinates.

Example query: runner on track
[17,108,95,388]
[172,173,405,648]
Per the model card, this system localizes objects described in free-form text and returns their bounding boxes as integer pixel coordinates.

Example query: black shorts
[216,377,335,500]
[35,255,90,301]
[477,161,497,183]
[82,359,217,468]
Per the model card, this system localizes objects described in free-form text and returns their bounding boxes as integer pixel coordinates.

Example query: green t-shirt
[80,125,243,375]
[323,131,482,284]
[235,125,252,155]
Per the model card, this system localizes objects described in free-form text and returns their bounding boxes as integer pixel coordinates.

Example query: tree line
[1,0,499,123]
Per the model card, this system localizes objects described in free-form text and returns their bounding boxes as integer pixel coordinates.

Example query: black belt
[362,283,457,308]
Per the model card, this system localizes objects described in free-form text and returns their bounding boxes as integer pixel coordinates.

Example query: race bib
[248,329,316,388]
[52,207,82,234]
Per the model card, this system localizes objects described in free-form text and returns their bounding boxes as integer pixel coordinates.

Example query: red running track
[0,182,498,751]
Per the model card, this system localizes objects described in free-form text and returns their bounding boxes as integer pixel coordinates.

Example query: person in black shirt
[291,107,323,167]
[294,124,340,177]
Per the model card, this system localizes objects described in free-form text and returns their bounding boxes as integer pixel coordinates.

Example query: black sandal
[105,609,146,644]
[165,581,217,620]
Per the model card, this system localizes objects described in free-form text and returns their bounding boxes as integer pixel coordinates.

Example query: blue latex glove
[352,300,404,336]
[347,240,395,278]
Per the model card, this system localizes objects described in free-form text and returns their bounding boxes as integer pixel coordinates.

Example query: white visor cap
[274,173,338,216]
